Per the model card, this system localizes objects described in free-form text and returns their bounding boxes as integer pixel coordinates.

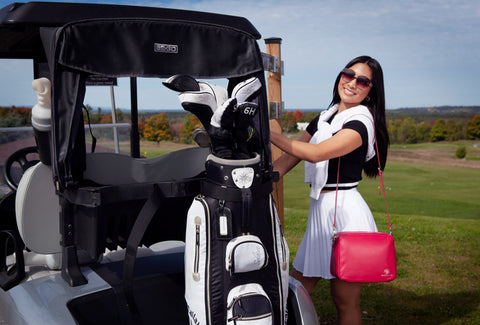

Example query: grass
[283,160,480,324]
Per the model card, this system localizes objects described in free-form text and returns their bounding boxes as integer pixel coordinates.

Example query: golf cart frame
[0,2,318,324]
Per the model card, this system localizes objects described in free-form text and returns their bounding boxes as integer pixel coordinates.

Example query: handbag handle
[333,116,392,236]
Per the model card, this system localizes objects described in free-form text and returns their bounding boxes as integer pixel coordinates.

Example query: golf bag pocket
[227,283,273,324]
[185,196,209,324]
[225,235,268,274]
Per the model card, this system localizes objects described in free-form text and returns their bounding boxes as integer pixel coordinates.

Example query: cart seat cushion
[84,147,209,185]
[15,162,61,254]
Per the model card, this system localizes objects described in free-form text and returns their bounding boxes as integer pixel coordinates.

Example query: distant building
[297,122,309,131]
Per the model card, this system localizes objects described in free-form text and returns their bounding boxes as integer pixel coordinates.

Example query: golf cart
[0,2,318,324]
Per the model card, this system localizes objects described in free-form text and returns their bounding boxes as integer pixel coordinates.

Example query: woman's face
[337,62,372,109]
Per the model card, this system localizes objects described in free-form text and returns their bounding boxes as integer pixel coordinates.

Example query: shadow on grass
[313,282,480,325]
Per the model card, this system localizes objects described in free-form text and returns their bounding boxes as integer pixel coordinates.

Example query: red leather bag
[330,119,396,283]
[330,231,396,282]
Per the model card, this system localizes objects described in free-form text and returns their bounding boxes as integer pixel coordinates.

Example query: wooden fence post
[264,37,284,226]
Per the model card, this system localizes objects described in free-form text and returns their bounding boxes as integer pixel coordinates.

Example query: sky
[1,0,479,111]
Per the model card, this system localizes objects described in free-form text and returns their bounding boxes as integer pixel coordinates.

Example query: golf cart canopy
[0,1,261,59]
[0,2,271,191]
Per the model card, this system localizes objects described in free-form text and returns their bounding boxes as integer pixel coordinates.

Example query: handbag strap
[333,116,392,236]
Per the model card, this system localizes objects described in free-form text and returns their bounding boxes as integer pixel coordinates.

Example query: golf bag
[184,154,289,324]
[163,74,289,324]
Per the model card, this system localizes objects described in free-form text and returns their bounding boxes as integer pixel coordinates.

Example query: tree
[143,113,171,143]
[445,120,463,141]
[416,122,431,143]
[387,119,401,144]
[138,116,146,140]
[282,111,297,133]
[398,117,418,144]
[466,115,480,139]
[180,113,202,144]
[293,109,305,122]
[430,119,447,142]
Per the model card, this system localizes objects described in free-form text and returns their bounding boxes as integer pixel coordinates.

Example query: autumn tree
[466,115,480,139]
[282,111,297,132]
[180,113,202,144]
[143,113,171,143]
[138,116,146,140]
[293,109,305,122]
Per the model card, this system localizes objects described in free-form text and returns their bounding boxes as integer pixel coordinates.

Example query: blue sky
[1,0,479,110]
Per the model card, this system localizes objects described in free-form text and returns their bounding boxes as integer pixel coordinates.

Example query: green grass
[283,161,480,324]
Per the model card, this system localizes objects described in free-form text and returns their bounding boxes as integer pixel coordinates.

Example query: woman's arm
[270,128,363,164]
[272,131,311,177]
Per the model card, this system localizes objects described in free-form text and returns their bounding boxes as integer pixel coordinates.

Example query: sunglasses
[340,68,373,90]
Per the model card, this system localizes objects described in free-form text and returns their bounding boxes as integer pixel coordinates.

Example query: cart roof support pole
[265,37,284,227]
[130,77,140,158]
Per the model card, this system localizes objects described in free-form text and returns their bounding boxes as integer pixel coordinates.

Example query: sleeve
[306,114,320,136]
[343,120,368,146]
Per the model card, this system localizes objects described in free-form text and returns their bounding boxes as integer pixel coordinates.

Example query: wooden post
[265,37,284,226]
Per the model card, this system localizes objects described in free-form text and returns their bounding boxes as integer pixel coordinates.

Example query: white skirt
[292,188,377,279]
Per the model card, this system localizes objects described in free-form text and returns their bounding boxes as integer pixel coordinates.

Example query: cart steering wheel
[3,146,40,191]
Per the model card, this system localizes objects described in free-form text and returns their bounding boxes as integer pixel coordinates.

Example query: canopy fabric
[42,18,268,190]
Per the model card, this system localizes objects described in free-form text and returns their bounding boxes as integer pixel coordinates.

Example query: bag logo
[381,269,392,277]
[232,167,254,189]
[154,43,178,54]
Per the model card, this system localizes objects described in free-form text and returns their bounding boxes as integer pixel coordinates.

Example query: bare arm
[272,131,311,177]
[270,128,363,164]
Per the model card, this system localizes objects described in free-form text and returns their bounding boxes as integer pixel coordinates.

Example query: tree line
[282,108,480,143]
[2,105,480,145]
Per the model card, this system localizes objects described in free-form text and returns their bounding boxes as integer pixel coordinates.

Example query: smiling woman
[270,56,389,325]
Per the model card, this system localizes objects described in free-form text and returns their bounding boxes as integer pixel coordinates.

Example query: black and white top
[306,109,371,191]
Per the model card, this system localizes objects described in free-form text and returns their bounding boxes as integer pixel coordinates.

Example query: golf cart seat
[14,145,209,266]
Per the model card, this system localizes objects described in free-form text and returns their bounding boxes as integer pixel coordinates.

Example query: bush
[456,146,467,159]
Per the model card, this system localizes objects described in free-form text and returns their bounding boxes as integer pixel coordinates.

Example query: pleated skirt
[292,188,378,279]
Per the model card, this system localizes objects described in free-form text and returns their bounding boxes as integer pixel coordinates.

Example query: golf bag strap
[122,184,163,321]
[201,179,272,202]
[241,188,252,232]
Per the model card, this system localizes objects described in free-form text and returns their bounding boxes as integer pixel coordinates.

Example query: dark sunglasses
[340,68,373,90]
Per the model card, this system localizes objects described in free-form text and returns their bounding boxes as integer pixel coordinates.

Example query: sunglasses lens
[356,77,371,89]
[341,69,355,82]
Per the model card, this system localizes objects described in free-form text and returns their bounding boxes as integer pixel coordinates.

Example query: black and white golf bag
[185,154,289,324]
[163,75,289,324]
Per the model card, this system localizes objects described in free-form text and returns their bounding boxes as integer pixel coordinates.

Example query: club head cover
[232,102,259,159]
[235,102,258,129]
[208,125,233,159]
[210,97,237,129]
[199,82,229,108]
[231,77,262,103]
[178,82,228,129]
[162,74,200,92]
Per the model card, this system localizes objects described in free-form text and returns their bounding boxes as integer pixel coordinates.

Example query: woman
[270,56,389,325]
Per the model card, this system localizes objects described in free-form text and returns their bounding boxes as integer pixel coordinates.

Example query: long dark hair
[329,56,389,177]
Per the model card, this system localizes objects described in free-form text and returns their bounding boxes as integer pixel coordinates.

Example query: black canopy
[0,1,261,60]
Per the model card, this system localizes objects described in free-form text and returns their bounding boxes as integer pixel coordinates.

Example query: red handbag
[330,120,396,283]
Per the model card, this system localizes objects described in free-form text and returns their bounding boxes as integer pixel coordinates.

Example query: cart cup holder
[0,230,26,290]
